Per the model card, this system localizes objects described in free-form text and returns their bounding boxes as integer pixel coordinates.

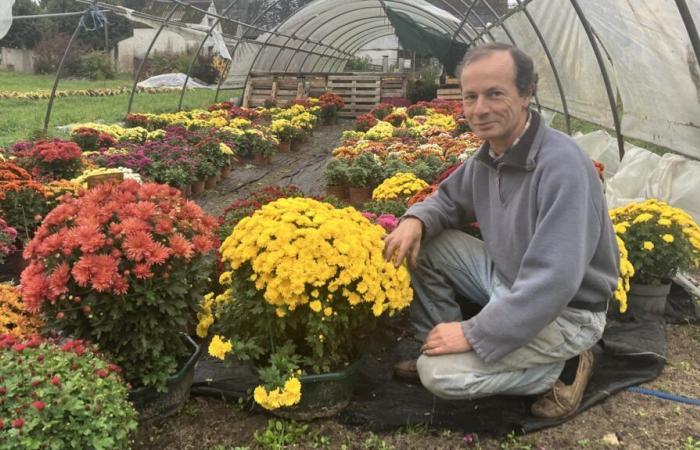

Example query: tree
[0,0,49,49]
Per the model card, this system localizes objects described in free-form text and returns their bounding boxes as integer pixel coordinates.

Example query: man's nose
[473,96,489,115]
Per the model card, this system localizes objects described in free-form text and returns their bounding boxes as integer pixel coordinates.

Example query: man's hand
[421,322,473,356]
[383,217,423,268]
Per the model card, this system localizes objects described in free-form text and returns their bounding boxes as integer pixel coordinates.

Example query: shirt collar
[478,110,540,170]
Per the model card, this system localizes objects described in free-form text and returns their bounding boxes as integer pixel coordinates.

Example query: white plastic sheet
[0,0,15,41]
[137,73,212,89]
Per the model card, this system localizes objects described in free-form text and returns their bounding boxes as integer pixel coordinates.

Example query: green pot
[272,358,363,420]
[129,335,202,422]
[627,282,671,316]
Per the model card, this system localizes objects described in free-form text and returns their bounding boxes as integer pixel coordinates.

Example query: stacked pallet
[380,75,408,100]
[437,77,462,101]
[327,74,381,118]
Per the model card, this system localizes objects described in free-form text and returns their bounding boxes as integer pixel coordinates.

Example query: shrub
[33,33,88,75]
[323,158,350,186]
[20,181,219,390]
[12,139,83,180]
[0,334,137,449]
[199,198,412,410]
[0,162,48,242]
[75,51,115,80]
[346,153,384,188]
[609,199,700,285]
[0,219,18,265]
[0,284,42,336]
[71,127,117,152]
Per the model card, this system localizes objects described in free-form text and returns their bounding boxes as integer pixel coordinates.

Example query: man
[383,43,619,419]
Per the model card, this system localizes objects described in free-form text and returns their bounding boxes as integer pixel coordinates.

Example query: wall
[0,47,34,73]
[116,28,198,73]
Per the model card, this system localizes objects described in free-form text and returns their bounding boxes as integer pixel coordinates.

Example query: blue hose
[626,386,700,406]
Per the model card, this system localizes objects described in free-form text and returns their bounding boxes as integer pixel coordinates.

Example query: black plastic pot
[129,335,202,422]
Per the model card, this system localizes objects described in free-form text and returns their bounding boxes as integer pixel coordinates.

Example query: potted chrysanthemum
[610,199,700,316]
[20,180,219,420]
[372,172,429,203]
[198,197,413,418]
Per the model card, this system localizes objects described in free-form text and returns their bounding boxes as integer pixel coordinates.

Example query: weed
[500,431,532,450]
[254,419,309,450]
[363,432,394,450]
[685,436,700,450]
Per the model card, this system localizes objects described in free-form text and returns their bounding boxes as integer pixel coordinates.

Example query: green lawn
[0,71,240,147]
[0,70,134,91]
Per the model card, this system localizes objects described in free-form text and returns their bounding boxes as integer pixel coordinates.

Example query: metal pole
[127,3,181,115]
[569,0,625,160]
[517,0,571,134]
[318,26,394,72]
[44,11,86,131]
[674,0,700,73]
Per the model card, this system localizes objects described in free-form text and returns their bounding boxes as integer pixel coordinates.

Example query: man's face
[460,51,531,151]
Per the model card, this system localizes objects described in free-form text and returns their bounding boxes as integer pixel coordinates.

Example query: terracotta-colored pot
[178,184,192,199]
[191,179,205,196]
[278,141,291,153]
[252,153,272,166]
[220,164,232,178]
[205,175,218,190]
[325,184,350,202]
[291,139,302,151]
[348,186,372,206]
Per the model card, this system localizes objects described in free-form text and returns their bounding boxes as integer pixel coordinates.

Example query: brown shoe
[393,359,420,382]
[531,350,594,419]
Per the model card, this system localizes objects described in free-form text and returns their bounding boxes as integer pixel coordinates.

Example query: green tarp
[385,7,469,75]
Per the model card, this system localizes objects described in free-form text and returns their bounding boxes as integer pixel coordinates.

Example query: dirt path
[195,121,352,218]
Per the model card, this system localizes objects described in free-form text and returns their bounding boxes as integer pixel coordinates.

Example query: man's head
[457,43,538,153]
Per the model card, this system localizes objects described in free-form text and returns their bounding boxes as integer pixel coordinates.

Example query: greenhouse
[1,0,699,448]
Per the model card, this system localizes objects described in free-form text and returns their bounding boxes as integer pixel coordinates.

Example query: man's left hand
[421,322,473,356]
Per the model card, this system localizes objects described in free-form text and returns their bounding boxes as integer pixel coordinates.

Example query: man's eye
[463,95,477,102]
[490,91,504,97]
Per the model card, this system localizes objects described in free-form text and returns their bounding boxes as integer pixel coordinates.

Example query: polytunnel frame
[43,0,700,161]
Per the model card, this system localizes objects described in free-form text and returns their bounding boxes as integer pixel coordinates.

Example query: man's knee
[416,229,480,268]
[416,353,486,400]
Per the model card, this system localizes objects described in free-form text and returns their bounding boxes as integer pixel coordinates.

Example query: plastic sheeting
[137,73,212,89]
[0,0,14,41]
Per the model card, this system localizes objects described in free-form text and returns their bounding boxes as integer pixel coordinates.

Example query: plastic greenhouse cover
[137,73,212,89]
[0,0,13,41]
[491,0,700,158]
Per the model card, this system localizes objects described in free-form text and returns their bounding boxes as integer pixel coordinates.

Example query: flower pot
[220,164,232,179]
[323,115,337,126]
[626,282,671,317]
[291,139,302,152]
[348,186,372,206]
[0,250,26,283]
[325,184,350,202]
[252,153,272,166]
[129,335,202,422]
[272,358,362,421]
[178,184,192,199]
[278,140,291,153]
[205,174,218,190]
[191,179,205,196]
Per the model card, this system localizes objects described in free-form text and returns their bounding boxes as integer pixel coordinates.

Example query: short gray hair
[456,42,538,97]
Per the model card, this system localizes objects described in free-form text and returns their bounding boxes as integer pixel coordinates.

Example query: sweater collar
[475,110,542,170]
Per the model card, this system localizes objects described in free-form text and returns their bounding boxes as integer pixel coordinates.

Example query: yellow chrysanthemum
[208,335,233,360]
[372,172,429,201]
[661,234,674,243]
[642,241,654,251]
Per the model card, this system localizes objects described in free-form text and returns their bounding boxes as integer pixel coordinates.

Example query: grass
[0,70,134,91]
[0,71,240,147]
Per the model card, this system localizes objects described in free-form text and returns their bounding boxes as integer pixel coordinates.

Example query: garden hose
[626,386,700,406]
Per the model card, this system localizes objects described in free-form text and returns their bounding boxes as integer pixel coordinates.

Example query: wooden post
[296,79,304,99]
[242,78,253,108]
[271,77,278,103]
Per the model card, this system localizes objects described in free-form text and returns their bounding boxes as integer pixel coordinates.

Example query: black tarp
[384,7,468,75]
[191,284,697,435]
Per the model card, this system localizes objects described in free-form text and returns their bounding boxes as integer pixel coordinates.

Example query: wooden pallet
[437,77,462,101]
[327,75,381,118]
[243,72,408,116]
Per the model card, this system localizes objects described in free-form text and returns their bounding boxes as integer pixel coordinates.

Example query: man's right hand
[383,217,423,268]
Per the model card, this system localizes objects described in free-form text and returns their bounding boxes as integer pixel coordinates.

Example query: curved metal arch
[516,0,571,134]
[294,0,476,72]
[569,0,624,159]
[316,25,394,72]
[674,0,700,75]
[429,0,490,42]
[330,31,399,72]
[271,4,386,73]
[127,3,181,115]
[445,0,486,67]
[299,17,393,73]
[285,16,391,72]
[177,0,246,111]
[239,0,377,93]
[314,23,395,72]
[468,0,535,44]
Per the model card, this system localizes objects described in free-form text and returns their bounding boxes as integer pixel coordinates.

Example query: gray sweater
[405,112,619,363]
